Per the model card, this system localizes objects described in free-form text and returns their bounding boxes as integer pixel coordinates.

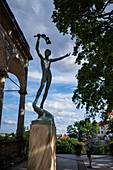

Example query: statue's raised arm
[34,34,43,60]
[50,53,71,62]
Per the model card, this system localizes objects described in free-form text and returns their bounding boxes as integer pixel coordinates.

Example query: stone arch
[0,32,27,139]
[8,57,26,90]
[0,0,33,159]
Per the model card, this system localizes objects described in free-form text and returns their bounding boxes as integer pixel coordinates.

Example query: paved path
[7,154,113,170]
[56,154,113,170]
[84,155,113,169]
[56,154,78,170]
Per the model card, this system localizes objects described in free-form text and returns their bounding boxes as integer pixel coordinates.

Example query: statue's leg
[33,76,46,107]
[35,84,44,102]
[40,76,51,109]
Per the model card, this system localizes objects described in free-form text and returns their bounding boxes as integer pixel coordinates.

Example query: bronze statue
[32,34,70,120]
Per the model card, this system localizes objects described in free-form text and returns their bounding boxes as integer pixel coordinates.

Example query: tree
[23,126,30,154]
[106,118,113,135]
[0,133,16,140]
[67,119,99,141]
[52,0,113,119]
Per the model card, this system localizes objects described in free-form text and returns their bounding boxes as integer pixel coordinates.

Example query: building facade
[0,0,33,139]
[97,112,113,139]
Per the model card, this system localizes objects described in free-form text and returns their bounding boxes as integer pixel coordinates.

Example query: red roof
[59,134,69,139]
[108,112,113,115]
[98,121,104,126]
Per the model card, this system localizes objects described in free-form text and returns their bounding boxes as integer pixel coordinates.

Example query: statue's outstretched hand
[65,53,71,57]
[34,34,41,38]
[41,34,46,38]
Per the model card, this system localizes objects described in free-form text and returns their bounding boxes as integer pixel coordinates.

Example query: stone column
[17,89,27,139]
[0,69,8,125]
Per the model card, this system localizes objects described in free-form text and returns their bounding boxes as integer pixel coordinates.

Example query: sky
[0,0,102,134]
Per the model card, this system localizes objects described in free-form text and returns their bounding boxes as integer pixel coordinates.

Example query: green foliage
[105,137,113,155]
[106,118,113,135]
[106,136,113,147]
[0,127,30,155]
[0,133,16,140]
[93,140,107,155]
[79,142,86,154]
[52,0,113,119]
[56,137,86,154]
[57,137,76,154]
[67,119,99,141]
[56,137,111,155]
[23,126,30,155]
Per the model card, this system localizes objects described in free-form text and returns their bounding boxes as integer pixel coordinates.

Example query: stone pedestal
[28,124,56,170]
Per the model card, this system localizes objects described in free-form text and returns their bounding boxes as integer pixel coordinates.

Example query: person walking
[85,135,93,168]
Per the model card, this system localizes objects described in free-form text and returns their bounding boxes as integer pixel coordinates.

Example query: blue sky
[0,0,102,134]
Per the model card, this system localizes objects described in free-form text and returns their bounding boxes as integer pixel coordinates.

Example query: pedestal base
[28,124,56,170]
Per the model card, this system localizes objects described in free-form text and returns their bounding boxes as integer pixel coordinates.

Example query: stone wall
[0,139,25,161]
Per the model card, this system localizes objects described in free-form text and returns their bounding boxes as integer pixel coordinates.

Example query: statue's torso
[41,58,51,75]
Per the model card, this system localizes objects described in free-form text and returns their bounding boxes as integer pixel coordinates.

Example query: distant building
[97,122,108,139]
[58,134,69,139]
[97,112,113,139]
[107,112,113,119]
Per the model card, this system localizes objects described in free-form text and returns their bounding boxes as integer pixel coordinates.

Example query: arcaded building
[0,0,33,139]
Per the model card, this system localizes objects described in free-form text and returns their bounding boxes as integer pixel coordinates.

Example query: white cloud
[25,102,34,112]
[28,71,41,80]
[53,74,76,84]
[3,105,10,111]
[3,119,16,125]
[31,1,44,16]
[10,0,28,8]
[3,103,19,110]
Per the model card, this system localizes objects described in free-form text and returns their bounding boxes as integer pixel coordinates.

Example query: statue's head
[45,49,51,58]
